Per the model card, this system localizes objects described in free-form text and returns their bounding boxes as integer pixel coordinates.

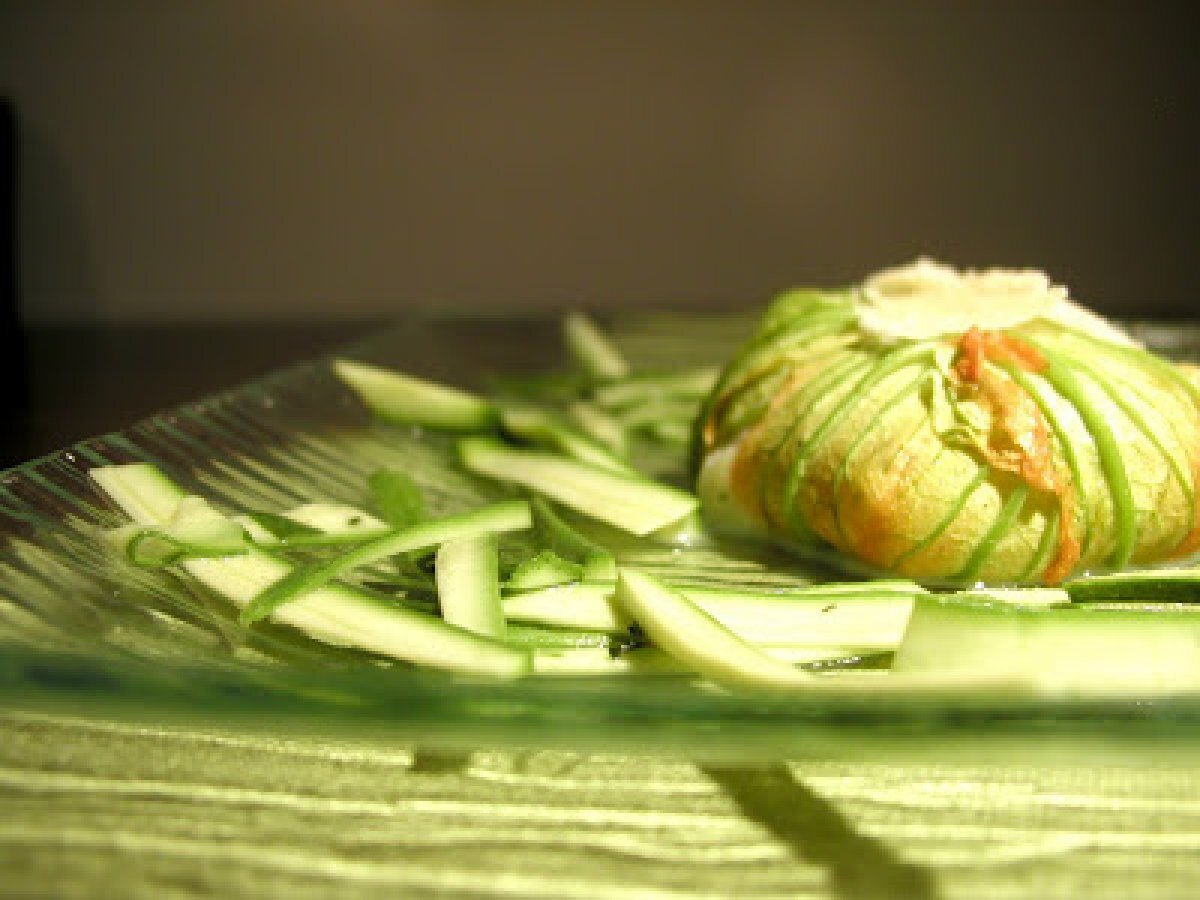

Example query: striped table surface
[3,708,1198,900]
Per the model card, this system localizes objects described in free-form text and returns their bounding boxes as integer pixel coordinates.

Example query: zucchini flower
[695,259,1200,585]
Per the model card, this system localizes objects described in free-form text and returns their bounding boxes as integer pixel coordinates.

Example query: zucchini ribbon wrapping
[695,260,1200,585]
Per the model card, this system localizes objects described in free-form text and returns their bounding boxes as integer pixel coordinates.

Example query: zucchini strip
[1065,568,1200,604]
[241,500,532,624]
[460,437,698,536]
[614,568,815,689]
[502,580,924,650]
[893,595,1200,696]
[563,312,630,381]
[528,496,617,580]
[436,535,506,639]
[591,367,719,410]
[91,463,532,678]
[566,401,630,457]
[505,549,584,592]
[333,358,499,431]
[499,405,635,475]
[235,504,392,548]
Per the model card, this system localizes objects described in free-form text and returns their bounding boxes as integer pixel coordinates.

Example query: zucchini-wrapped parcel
[695,259,1200,585]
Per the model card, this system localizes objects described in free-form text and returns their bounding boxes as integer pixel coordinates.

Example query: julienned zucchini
[104,495,247,566]
[590,367,720,411]
[1065,568,1200,604]
[614,568,815,690]
[612,569,1039,696]
[333,358,499,431]
[239,500,531,624]
[436,535,506,639]
[528,496,618,582]
[563,312,630,381]
[499,405,635,475]
[566,401,629,457]
[459,436,699,536]
[682,583,921,648]
[501,579,924,650]
[893,595,1200,695]
[91,463,532,678]
[502,582,626,632]
[504,550,584,592]
[233,504,392,548]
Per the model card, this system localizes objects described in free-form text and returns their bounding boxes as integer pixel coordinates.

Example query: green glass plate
[3,314,1200,765]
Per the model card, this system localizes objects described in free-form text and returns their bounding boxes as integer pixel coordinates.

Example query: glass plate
[3,314,1200,765]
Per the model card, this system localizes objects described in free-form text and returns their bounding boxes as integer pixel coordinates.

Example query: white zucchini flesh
[502,583,625,632]
[279,503,390,535]
[104,495,247,565]
[499,406,635,476]
[332,358,498,431]
[613,568,816,690]
[893,596,1200,697]
[187,553,529,677]
[951,587,1071,608]
[591,367,719,410]
[566,401,629,457]
[682,586,918,649]
[504,551,584,592]
[436,535,506,639]
[240,500,531,624]
[503,580,922,650]
[614,569,1032,696]
[562,312,630,381]
[459,437,698,536]
[232,504,391,547]
[91,463,531,678]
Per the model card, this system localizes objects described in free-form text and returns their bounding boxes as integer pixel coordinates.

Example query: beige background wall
[2,1,1196,324]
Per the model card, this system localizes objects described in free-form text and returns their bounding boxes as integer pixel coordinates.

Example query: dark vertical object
[1,98,27,468]
[703,764,939,900]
